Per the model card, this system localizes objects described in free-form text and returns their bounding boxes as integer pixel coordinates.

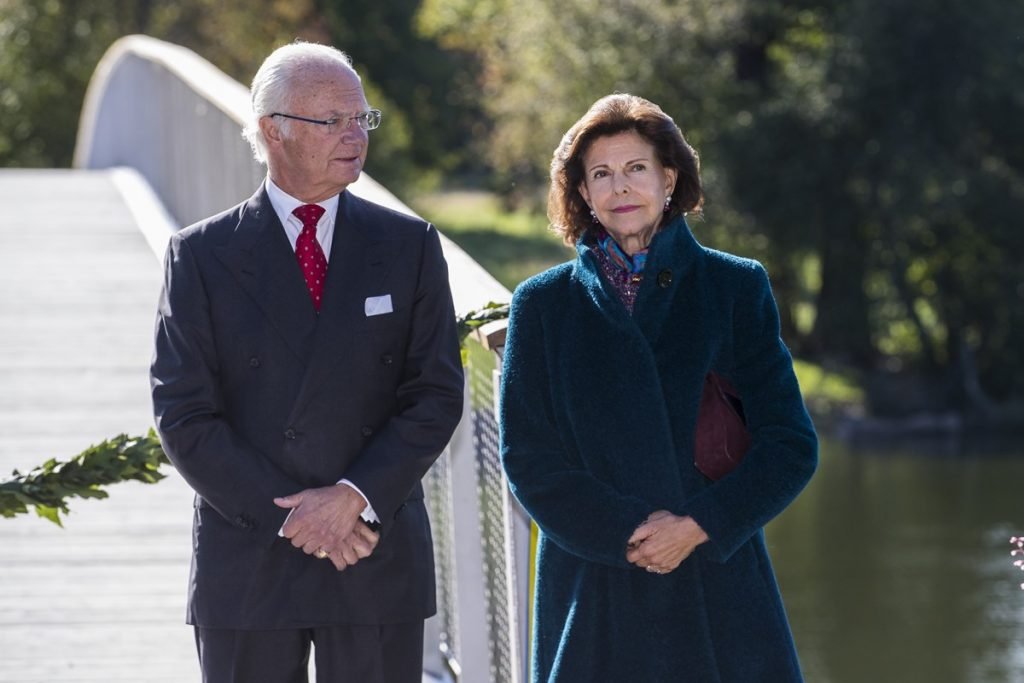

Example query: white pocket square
[364,294,393,317]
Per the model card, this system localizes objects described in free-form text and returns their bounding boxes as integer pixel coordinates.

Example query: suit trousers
[194,621,424,683]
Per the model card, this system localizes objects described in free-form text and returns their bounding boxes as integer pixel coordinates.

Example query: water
[767,438,1024,683]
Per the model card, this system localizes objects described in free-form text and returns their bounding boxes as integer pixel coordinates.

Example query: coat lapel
[568,219,713,508]
[633,217,704,350]
[570,238,686,510]
[213,184,318,361]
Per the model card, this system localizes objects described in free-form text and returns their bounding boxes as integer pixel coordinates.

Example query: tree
[418,0,746,192]
[5,0,1022,410]
[0,0,120,166]
[419,0,1024,410]
[812,0,1024,406]
[0,0,422,190]
[319,0,485,186]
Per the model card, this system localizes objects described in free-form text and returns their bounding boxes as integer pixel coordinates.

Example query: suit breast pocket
[354,291,410,339]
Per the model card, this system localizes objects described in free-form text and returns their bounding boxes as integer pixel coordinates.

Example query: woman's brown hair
[548,94,703,245]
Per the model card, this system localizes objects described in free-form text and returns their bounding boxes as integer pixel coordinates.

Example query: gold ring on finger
[315,548,329,559]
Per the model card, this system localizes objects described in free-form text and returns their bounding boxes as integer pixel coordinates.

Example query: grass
[410,191,573,290]
[793,359,866,424]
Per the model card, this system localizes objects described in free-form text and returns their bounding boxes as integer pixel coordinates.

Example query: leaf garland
[0,431,168,526]
[457,301,509,344]
[457,301,510,365]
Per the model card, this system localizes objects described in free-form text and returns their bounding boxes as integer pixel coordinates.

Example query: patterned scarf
[590,229,648,314]
[595,229,649,274]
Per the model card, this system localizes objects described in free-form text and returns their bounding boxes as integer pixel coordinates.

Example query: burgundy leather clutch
[694,372,751,480]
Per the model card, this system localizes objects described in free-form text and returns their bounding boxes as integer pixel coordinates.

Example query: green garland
[456,301,510,365]
[1,303,511,526]
[0,431,168,525]
[456,301,510,344]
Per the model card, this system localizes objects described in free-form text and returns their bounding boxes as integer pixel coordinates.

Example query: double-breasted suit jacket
[151,184,464,629]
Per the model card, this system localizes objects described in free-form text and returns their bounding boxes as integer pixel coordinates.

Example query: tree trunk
[810,218,874,365]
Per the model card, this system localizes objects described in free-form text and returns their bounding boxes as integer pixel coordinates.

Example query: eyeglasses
[269,109,382,132]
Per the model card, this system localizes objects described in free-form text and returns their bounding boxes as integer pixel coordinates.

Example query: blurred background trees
[1,0,1021,419]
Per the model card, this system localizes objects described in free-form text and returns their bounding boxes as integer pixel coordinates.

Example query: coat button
[657,269,673,288]
[284,428,296,440]
[361,426,374,437]
[234,515,254,530]
[380,354,393,366]
[249,357,260,368]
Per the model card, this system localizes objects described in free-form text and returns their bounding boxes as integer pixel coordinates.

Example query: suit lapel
[214,185,318,361]
[290,192,397,413]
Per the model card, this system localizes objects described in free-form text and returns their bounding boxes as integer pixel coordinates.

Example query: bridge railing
[74,34,528,683]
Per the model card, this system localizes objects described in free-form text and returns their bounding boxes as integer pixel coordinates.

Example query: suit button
[284,428,296,440]
[234,515,254,530]
[657,269,673,288]
[361,426,374,437]
[380,354,393,366]
[249,357,260,368]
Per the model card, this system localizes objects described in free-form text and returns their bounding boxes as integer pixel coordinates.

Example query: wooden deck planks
[0,169,199,682]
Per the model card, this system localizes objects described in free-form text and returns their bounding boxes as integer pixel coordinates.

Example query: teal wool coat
[499,218,817,682]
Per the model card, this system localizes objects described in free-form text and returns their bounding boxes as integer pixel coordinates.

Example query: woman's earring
[590,209,599,224]
[664,195,672,212]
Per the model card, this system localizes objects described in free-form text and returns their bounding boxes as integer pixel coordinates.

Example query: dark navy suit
[151,184,463,667]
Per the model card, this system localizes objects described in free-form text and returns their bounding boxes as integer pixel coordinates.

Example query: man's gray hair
[242,41,359,164]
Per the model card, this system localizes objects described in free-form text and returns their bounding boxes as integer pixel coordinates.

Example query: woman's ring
[315,548,329,559]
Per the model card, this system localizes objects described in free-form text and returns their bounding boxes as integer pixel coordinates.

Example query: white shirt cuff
[338,478,380,523]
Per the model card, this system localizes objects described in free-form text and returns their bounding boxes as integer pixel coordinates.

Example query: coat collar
[574,216,703,346]
[634,216,702,345]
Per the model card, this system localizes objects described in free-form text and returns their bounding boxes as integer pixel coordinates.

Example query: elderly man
[150,41,464,682]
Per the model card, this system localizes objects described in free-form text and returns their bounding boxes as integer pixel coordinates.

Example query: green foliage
[421,0,1024,411]
[798,0,1024,402]
[0,0,425,189]
[322,0,486,189]
[457,300,510,367]
[457,300,509,345]
[4,0,1023,412]
[0,0,316,168]
[418,0,743,189]
[0,0,119,166]
[0,431,169,525]
[792,359,865,425]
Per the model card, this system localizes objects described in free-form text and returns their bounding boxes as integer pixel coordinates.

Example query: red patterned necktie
[293,204,328,311]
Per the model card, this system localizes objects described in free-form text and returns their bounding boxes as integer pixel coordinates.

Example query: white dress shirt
[266,177,380,527]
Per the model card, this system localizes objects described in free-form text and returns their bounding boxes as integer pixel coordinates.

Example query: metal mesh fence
[424,442,460,677]
[424,339,525,683]
[471,356,516,683]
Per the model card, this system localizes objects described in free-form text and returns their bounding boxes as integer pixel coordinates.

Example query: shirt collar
[265,176,339,230]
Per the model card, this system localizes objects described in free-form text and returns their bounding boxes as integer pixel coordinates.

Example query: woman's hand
[626,510,708,574]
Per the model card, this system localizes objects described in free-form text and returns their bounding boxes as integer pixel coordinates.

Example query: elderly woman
[498,93,818,681]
